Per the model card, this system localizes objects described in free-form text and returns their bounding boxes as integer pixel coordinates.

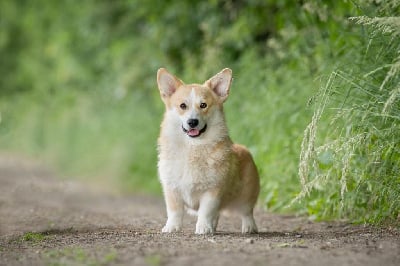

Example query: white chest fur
[158,140,232,209]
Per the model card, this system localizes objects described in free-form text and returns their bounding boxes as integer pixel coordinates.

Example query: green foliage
[0,0,398,224]
[297,1,400,224]
[22,232,45,243]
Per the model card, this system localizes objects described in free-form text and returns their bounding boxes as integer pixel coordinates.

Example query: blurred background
[0,0,399,224]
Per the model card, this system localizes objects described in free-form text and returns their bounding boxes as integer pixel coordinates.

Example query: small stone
[208,238,216,243]
[245,238,254,244]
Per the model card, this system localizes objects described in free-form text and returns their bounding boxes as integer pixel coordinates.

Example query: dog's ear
[157,68,183,100]
[205,68,232,102]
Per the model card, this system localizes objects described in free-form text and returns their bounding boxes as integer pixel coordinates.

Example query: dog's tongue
[188,129,200,137]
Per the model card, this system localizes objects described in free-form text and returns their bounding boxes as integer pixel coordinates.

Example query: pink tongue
[188,129,200,136]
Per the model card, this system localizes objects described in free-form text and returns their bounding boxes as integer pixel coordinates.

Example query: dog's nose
[187,119,199,128]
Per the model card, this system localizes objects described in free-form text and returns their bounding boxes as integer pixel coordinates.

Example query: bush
[297,2,400,223]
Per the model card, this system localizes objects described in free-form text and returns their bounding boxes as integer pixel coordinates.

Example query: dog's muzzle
[182,124,207,138]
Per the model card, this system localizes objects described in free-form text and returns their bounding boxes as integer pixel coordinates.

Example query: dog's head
[157,68,232,138]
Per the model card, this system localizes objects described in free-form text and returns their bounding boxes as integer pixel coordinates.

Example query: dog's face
[157,68,232,138]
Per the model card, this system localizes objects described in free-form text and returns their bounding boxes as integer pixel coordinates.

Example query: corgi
[156,68,260,234]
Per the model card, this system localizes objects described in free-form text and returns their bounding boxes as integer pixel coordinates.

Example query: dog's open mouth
[182,124,207,138]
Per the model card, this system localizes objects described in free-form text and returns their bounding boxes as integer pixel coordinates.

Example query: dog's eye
[200,103,207,109]
[180,103,187,110]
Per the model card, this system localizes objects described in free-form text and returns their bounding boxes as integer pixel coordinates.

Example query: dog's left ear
[205,68,232,102]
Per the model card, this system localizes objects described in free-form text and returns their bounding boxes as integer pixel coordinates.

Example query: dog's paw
[242,224,258,234]
[241,217,258,234]
[162,223,182,233]
[195,221,215,234]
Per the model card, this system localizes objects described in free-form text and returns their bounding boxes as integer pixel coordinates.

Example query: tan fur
[157,68,260,234]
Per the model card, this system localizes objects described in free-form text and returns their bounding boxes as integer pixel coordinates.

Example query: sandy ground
[0,155,399,266]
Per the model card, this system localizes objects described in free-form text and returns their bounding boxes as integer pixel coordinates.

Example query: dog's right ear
[157,68,183,100]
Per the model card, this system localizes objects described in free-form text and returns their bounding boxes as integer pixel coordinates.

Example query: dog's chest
[159,144,231,192]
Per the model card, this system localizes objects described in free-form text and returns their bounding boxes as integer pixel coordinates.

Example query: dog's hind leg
[240,207,258,234]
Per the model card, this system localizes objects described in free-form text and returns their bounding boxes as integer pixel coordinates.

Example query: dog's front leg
[162,186,184,233]
[195,191,220,234]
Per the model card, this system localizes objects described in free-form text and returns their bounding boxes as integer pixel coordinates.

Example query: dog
[156,68,260,234]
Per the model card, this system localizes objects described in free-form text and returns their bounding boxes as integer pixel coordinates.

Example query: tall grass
[297,11,400,223]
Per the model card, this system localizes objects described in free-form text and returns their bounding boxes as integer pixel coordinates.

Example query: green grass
[22,232,45,243]
[295,15,400,224]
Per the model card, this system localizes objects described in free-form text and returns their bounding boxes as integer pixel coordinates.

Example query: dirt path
[0,156,399,266]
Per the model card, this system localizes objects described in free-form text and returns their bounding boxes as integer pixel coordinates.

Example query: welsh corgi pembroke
[156,68,259,234]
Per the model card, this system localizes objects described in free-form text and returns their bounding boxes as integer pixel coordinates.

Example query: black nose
[187,119,199,128]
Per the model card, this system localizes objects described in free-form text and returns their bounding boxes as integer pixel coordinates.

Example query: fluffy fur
[157,68,260,234]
